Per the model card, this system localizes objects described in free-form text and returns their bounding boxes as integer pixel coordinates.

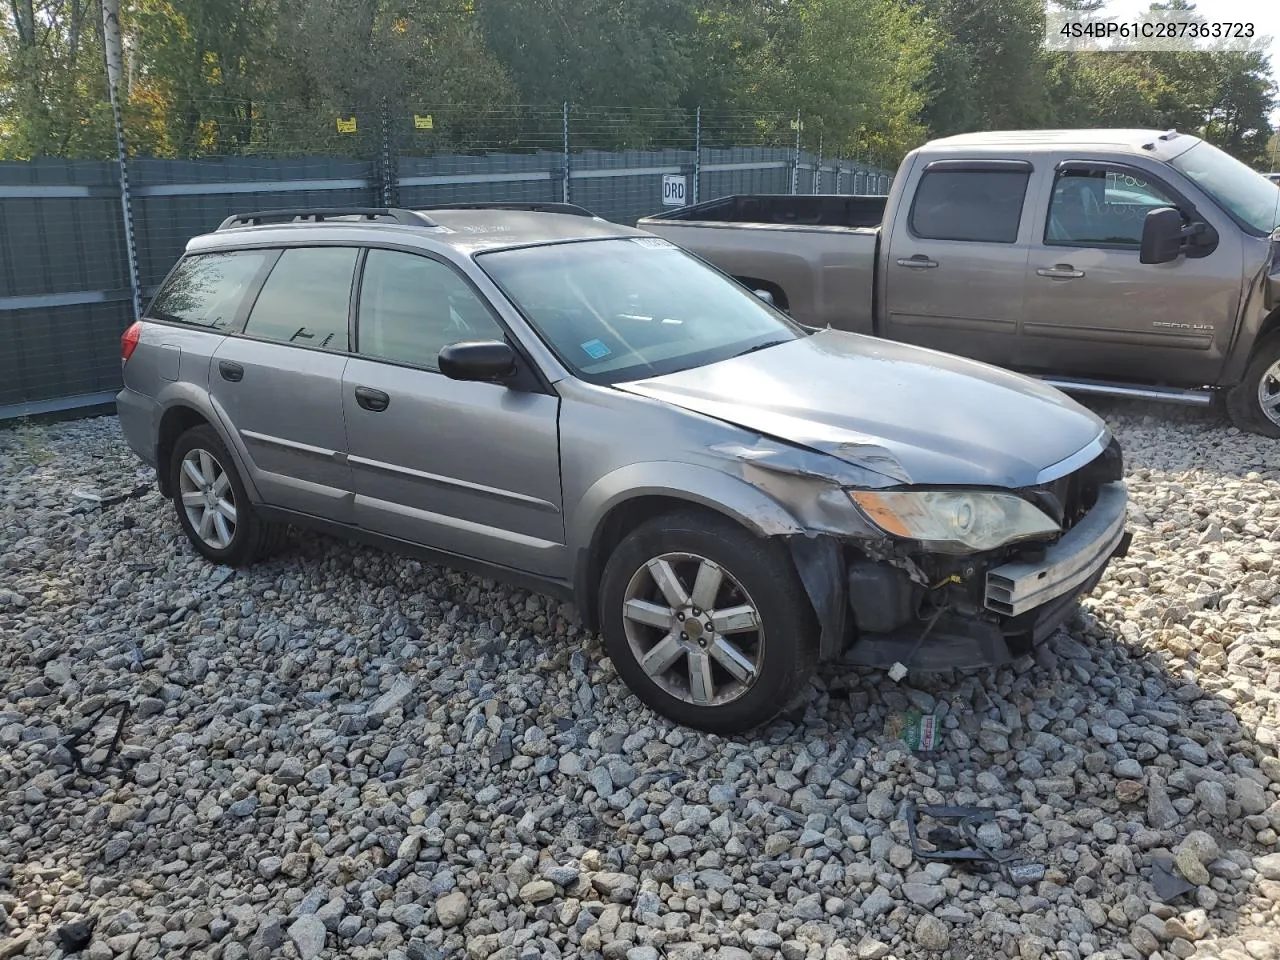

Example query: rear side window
[147,250,271,330]
[243,247,358,351]
[910,170,1031,243]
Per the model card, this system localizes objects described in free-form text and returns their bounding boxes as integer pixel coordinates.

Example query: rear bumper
[844,482,1130,671]
[115,387,158,467]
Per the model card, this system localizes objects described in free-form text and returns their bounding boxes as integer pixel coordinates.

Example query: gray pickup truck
[639,129,1280,436]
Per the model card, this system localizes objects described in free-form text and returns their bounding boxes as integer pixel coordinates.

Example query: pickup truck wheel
[1227,334,1280,438]
[599,510,818,735]
[170,424,286,566]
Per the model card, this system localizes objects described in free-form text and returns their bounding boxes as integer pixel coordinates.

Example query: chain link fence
[0,102,894,419]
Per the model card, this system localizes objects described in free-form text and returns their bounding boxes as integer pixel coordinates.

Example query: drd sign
[662,174,687,206]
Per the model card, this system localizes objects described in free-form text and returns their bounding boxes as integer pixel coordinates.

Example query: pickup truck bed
[644,194,886,334]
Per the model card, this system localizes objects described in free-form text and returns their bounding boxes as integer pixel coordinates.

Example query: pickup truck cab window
[909,167,1031,243]
[357,248,505,371]
[1046,167,1182,247]
[242,247,358,351]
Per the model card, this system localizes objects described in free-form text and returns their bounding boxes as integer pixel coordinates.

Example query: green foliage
[0,0,1275,169]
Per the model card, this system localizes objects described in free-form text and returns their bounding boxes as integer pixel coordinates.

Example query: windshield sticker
[580,338,611,360]
[630,236,675,249]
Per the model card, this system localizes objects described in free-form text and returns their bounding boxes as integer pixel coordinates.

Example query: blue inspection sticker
[580,338,611,360]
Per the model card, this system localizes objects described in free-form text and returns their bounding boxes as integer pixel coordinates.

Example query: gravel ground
[1,402,1278,960]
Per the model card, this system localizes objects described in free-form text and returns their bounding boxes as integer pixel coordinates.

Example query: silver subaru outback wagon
[117,204,1130,734]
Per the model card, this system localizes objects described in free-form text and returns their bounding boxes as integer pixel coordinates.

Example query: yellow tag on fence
[336,117,357,134]
[414,114,434,130]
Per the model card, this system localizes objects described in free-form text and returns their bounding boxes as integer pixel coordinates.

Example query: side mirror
[438,340,517,383]
[1140,207,1186,264]
[753,289,775,305]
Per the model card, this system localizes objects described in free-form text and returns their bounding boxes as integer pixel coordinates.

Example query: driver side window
[357,250,504,371]
[1046,168,1182,247]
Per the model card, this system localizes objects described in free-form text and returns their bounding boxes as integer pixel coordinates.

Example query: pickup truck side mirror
[1139,207,1184,264]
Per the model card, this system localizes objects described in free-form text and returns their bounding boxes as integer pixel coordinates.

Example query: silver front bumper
[985,482,1128,617]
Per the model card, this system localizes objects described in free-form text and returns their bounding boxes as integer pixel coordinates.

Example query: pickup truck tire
[1226,334,1280,438]
[599,509,818,735]
[169,424,288,566]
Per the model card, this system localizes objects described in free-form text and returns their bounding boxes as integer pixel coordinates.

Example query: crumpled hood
[616,329,1109,487]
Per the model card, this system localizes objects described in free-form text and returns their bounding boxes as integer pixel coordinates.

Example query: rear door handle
[218,360,243,382]
[1037,264,1086,280]
[896,255,938,269]
[354,386,390,413]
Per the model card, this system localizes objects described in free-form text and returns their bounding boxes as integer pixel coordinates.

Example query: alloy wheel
[1258,358,1280,428]
[621,552,764,707]
[178,447,238,550]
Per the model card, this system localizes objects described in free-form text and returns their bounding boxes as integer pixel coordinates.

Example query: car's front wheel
[170,424,285,565]
[599,509,818,735]
[1227,333,1280,438]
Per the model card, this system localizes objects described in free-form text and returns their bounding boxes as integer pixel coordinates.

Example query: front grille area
[1019,436,1124,533]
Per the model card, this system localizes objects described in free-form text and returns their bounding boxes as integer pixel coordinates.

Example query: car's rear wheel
[170,424,286,565]
[1227,333,1280,438]
[599,509,817,734]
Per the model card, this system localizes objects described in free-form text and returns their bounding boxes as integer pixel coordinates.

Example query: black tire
[169,424,286,566]
[598,509,818,735]
[1226,333,1280,438]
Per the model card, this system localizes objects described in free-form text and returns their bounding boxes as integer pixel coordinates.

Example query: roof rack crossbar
[216,207,438,230]
[418,201,595,218]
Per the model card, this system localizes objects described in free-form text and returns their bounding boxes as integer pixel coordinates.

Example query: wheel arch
[570,462,808,634]
[153,386,260,502]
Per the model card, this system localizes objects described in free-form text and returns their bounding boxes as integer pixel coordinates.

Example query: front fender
[569,461,809,630]
[571,460,808,554]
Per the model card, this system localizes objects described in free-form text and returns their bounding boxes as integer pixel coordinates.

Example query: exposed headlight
[848,490,1060,553]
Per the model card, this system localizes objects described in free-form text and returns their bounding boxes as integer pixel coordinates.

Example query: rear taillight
[121,321,141,362]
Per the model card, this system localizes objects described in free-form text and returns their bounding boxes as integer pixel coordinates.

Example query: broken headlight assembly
[848,489,1060,554]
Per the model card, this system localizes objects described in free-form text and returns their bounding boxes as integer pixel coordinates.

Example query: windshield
[1169,141,1280,236]
[477,237,802,384]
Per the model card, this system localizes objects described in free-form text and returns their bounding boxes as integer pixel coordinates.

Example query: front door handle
[354,386,390,413]
[218,360,244,382]
[896,255,939,269]
[1037,264,1086,280]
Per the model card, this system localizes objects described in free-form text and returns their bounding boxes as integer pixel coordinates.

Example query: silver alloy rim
[622,552,764,707]
[1259,359,1280,428]
[179,448,237,550]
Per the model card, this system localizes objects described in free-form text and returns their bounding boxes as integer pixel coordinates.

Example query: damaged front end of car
[713,432,1131,672]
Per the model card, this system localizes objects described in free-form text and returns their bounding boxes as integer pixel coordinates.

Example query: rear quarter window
[909,169,1031,243]
[147,250,272,330]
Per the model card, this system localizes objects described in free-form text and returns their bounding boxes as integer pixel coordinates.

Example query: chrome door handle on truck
[896,255,939,269]
[1037,265,1086,279]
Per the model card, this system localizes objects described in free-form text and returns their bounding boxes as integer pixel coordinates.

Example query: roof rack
[216,207,438,231]
[419,201,595,218]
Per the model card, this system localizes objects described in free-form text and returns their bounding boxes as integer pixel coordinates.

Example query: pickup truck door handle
[896,255,939,269]
[218,360,244,382]
[354,386,390,413]
[1037,264,1086,280]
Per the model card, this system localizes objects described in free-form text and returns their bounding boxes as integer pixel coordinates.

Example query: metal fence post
[693,106,702,205]
[378,95,397,207]
[562,101,572,203]
[835,158,844,195]
[790,110,801,195]
[814,131,823,194]
[101,0,141,322]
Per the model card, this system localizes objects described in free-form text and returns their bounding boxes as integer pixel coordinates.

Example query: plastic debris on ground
[883,708,941,752]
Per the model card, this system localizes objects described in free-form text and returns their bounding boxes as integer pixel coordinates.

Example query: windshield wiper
[731,339,791,359]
